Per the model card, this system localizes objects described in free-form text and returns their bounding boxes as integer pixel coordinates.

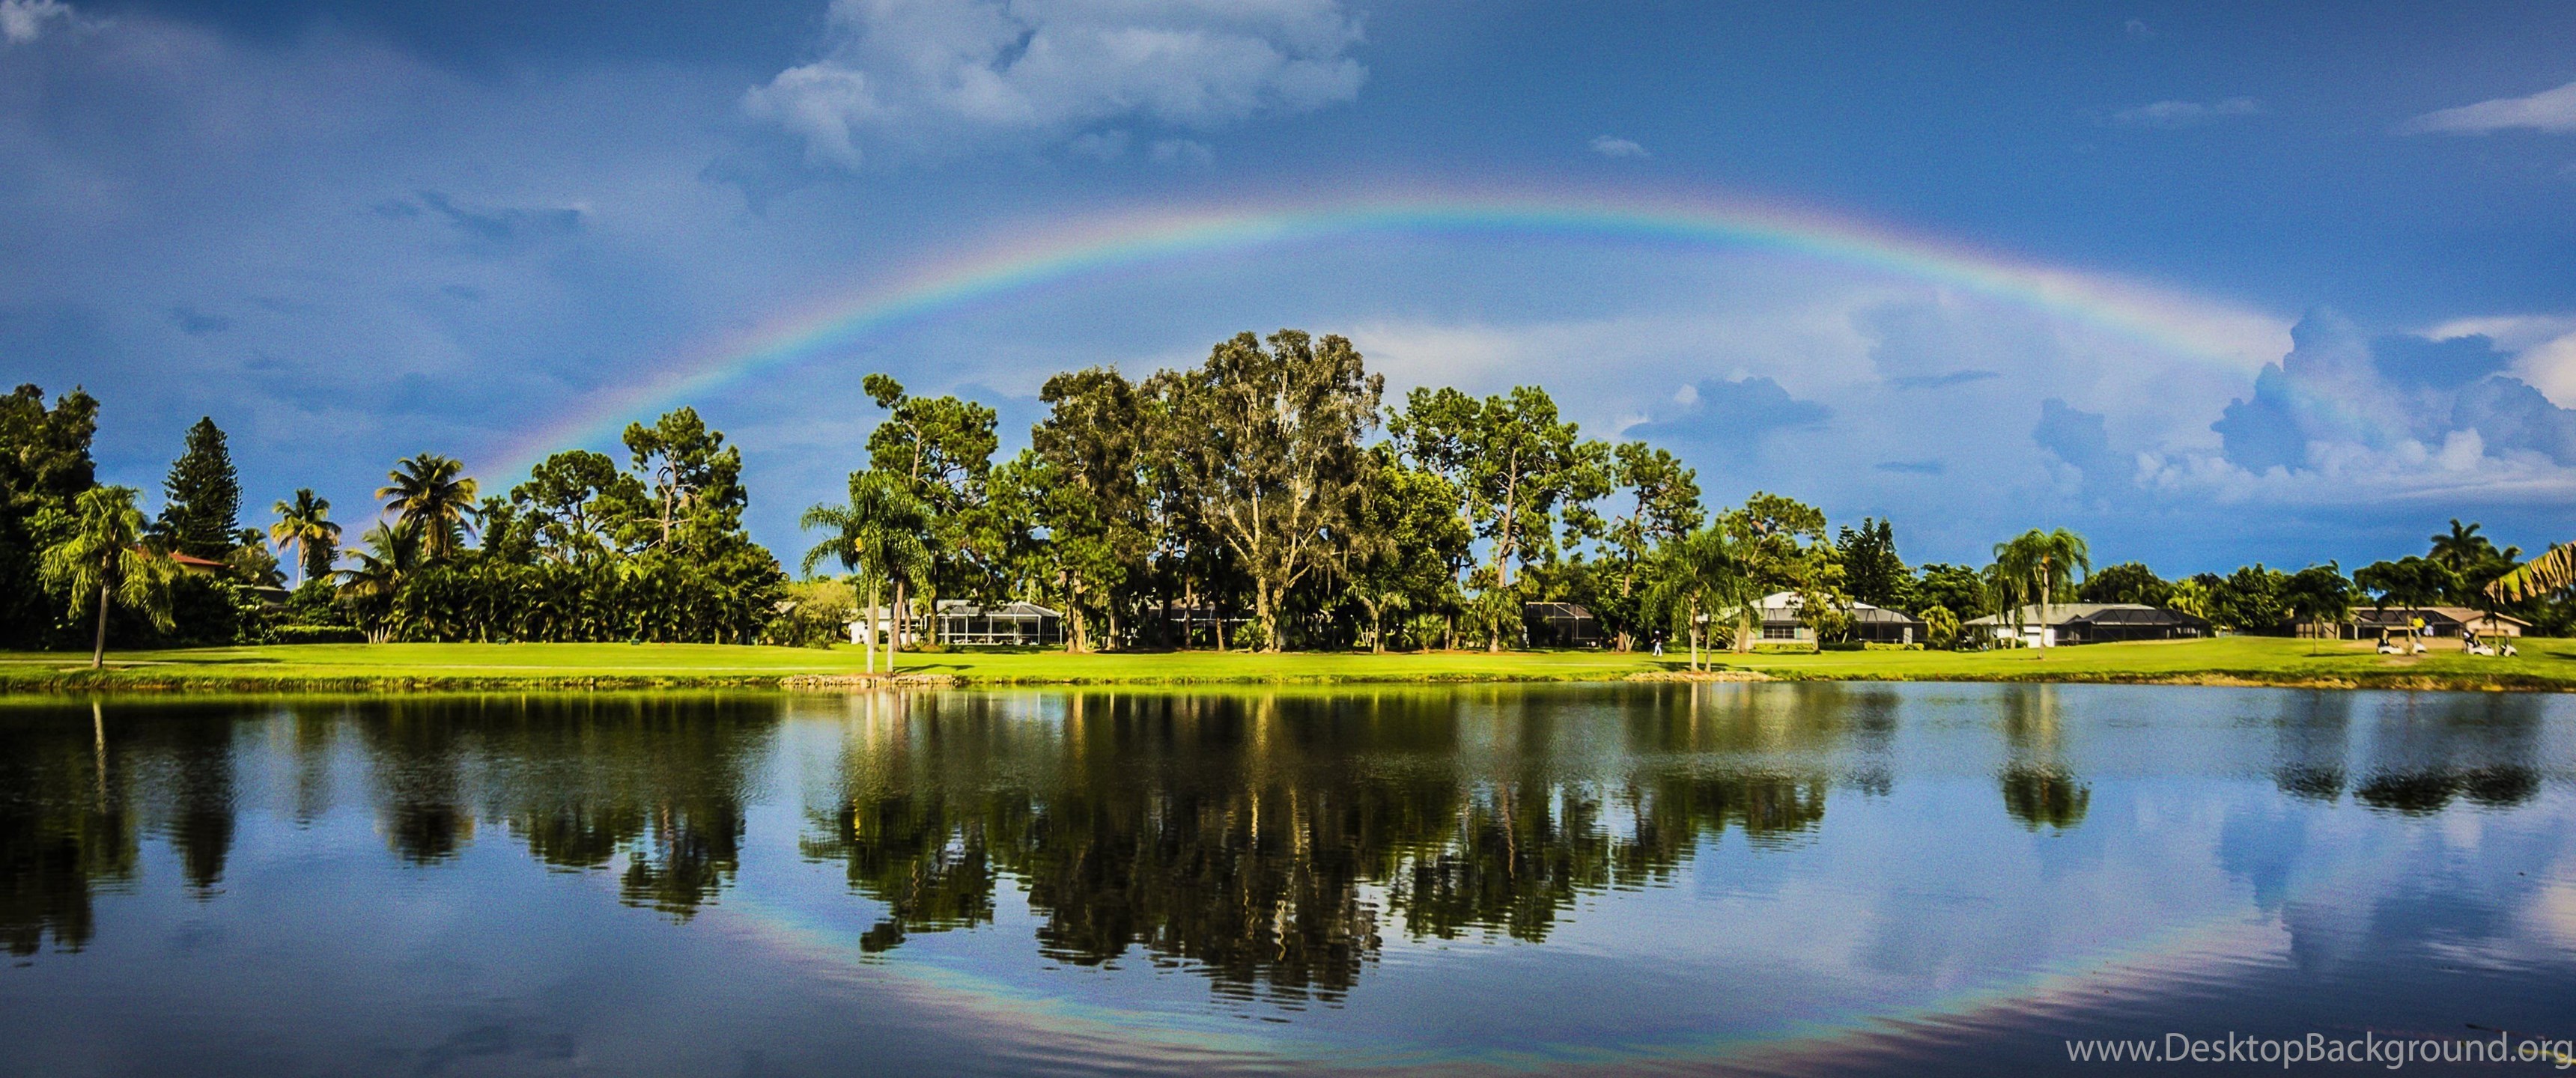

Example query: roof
[1963,603,2211,627]
[1751,591,1924,623]
[934,601,1062,618]
[2351,606,2533,628]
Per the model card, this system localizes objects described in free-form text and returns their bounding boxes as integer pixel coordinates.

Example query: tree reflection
[798,689,1835,1002]
[2352,695,2545,815]
[0,704,134,954]
[1998,686,2089,832]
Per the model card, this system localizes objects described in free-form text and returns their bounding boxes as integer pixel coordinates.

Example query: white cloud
[1,0,79,45]
[743,0,1366,168]
[1588,135,1647,159]
[2121,18,2154,40]
[2428,313,2576,405]
[2109,97,2258,128]
[2401,79,2576,135]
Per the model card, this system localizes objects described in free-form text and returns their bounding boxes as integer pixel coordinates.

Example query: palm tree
[1642,525,1750,672]
[801,471,929,674]
[377,454,479,561]
[2489,543,2576,606]
[337,519,422,642]
[1990,528,2090,652]
[268,488,341,588]
[2428,519,2493,574]
[38,486,180,669]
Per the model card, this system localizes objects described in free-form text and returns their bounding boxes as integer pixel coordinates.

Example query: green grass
[2,635,2574,693]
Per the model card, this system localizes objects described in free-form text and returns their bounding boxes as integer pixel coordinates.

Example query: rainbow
[493,188,2289,475]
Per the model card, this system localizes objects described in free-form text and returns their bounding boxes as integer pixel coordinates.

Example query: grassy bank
[4,636,2575,693]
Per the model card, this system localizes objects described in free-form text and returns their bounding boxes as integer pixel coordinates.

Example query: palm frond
[2488,541,2576,603]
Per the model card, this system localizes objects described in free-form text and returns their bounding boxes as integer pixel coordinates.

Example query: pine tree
[158,417,241,559]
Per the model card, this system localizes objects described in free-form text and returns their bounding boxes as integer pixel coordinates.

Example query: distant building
[1523,602,1605,647]
[1746,591,1927,645]
[1963,603,2211,647]
[929,600,1065,647]
[2345,606,2530,640]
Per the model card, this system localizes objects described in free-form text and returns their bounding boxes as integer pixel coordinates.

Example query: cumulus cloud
[2034,398,2129,502]
[2401,79,2576,135]
[2183,311,2576,494]
[2110,97,2259,128]
[1623,375,1829,446]
[1588,135,1647,159]
[1,0,77,45]
[742,0,1367,168]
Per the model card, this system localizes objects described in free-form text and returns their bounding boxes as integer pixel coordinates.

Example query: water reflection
[0,683,2567,1033]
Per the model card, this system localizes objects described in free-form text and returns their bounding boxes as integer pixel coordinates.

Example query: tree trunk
[889,581,905,666]
[91,582,109,670]
[863,580,880,674]
[1254,585,1279,653]
[1370,606,1384,654]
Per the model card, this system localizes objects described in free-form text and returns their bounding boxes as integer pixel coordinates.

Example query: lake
[4,683,2575,1076]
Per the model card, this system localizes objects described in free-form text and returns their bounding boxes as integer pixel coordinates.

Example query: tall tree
[1391,385,1610,596]
[335,519,422,641]
[861,375,1001,632]
[1835,517,1906,609]
[1600,442,1702,649]
[1642,525,1751,671]
[377,454,479,561]
[2428,519,2494,575]
[1158,329,1382,651]
[2077,561,2169,606]
[621,408,747,556]
[157,417,240,559]
[1989,528,2090,650]
[268,489,341,587]
[1346,448,1471,653]
[510,450,643,564]
[38,486,178,669]
[801,471,930,672]
[0,384,100,647]
[1031,367,1150,647]
[1722,493,1840,652]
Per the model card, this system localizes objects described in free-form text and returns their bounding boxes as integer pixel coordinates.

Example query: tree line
[7,331,2572,660]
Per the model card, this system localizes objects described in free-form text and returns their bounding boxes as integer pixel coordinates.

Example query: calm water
[4,684,2576,1076]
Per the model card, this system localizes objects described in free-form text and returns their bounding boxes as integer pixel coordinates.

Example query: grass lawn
[3,634,2575,693]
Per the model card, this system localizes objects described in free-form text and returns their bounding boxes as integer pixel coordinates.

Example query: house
[1744,591,1928,645]
[1963,603,2211,647]
[164,550,226,576]
[928,600,1064,647]
[1523,602,1605,648]
[2344,606,2531,640]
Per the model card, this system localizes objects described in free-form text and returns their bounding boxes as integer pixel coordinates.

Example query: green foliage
[156,417,240,559]
[1907,563,1990,621]
[1722,493,1841,651]
[1919,604,1961,650]
[269,489,341,587]
[378,454,479,561]
[1158,329,1383,651]
[0,384,100,648]
[1835,517,1906,608]
[37,485,180,666]
[2077,561,2169,606]
[1987,528,2090,627]
[2210,564,2291,631]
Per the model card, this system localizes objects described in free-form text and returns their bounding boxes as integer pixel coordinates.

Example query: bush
[1751,641,1819,654]
[270,624,363,645]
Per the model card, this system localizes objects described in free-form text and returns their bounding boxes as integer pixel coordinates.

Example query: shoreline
[3,664,2568,696]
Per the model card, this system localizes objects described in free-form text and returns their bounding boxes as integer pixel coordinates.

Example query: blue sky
[6,0,2576,574]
